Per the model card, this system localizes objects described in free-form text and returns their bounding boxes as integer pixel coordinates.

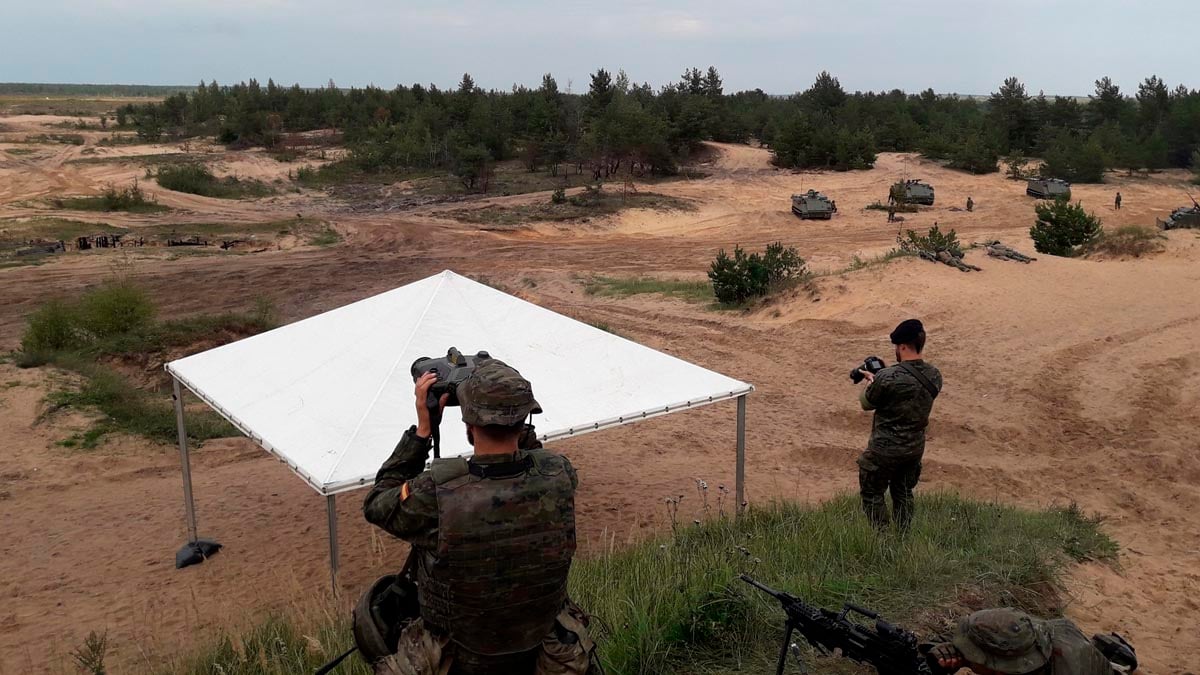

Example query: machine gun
[740,575,948,675]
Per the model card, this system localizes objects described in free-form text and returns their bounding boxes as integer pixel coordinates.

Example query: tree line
[118,69,1200,187]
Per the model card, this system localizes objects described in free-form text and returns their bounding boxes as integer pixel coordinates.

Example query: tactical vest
[417,449,576,656]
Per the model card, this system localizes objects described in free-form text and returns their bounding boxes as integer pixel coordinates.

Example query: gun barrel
[739,574,785,600]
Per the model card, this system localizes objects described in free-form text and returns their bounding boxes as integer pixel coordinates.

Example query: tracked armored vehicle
[1158,199,1200,230]
[791,190,834,220]
[1026,177,1072,200]
[890,179,935,206]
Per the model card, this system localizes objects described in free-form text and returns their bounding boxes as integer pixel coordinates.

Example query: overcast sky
[3,0,1197,96]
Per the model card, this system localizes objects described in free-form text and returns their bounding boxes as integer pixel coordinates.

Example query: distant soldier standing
[362,360,596,675]
[887,203,897,223]
[855,320,942,532]
[1115,192,1122,210]
[966,196,974,212]
[930,608,1118,674]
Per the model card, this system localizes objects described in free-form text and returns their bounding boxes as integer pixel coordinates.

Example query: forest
[116,68,1200,186]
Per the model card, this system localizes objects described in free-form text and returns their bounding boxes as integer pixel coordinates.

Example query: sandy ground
[1,116,1199,673]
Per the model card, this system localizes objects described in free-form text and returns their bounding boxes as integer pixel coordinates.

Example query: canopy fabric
[166,270,753,495]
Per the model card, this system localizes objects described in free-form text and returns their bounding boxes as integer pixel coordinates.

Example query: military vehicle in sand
[791,190,835,220]
[1026,177,1072,200]
[889,179,935,206]
[1158,196,1200,230]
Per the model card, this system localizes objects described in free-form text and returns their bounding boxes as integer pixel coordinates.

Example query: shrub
[1041,136,1107,183]
[21,300,83,354]
[1030,199,1102,256]
[57,182,163,213]
[551,186,567,204]
[898,223,962,256]
[947,137,999,174]
[708,242,807,305]
[77,283,156,339]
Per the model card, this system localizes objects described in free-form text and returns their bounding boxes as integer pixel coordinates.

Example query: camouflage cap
[952,608,1052,674]
[457,359,542,427]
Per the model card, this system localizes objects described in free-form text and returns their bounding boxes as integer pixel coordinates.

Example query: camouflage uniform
[858,359,942,531]
[966,197,974,212]
[363,361,594,675]
[949,608,1115,675]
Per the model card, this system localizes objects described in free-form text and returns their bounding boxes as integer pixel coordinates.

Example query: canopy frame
[172,377,749,587]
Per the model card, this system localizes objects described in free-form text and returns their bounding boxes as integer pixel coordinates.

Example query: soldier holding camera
[854,319,942,532]
[361,356,597,675]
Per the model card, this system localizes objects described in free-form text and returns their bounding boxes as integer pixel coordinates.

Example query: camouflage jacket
[860,360,942,460]
[1044,619,1115,675]
[362,426,576,549]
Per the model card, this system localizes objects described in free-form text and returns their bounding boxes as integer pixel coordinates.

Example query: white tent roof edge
[167,365,331,494]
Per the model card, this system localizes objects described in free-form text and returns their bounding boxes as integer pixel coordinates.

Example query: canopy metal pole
[327,494,340,592]
[736,394,747,516]
[174,378,199,542]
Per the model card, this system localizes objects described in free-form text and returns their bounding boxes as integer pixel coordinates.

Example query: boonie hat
[952,608,1052,674]
[457,359,542,426]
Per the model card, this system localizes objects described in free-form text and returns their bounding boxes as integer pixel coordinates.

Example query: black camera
[410,347,491,409]
[849,356,886,383]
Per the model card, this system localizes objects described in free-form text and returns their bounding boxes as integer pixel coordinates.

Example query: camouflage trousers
[857,451,922,532]
[374,603,597,675]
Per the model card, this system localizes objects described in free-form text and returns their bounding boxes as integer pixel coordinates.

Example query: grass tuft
[585,277,712,304]
[55,182,168,214]
[1082,225,1166,258]
[145,494,1114,675]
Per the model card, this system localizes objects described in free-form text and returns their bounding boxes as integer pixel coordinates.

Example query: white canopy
[166,270,753,495]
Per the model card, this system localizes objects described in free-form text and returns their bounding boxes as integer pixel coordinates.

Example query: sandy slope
[1,132,1199,673]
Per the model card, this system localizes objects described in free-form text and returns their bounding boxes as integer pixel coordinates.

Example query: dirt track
[1,119,1199,673]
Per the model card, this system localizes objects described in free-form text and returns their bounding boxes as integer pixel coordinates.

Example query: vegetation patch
[865,200,919,213]
[144,494,1114,675]
[17,282,275,447]
[1082,225,1166,258]
[585,276,713,303]
[152,163,274,199]
[1030,199,1103,256]
[709,242,809,305]
[19,133,85,146]
[450,188,692,228]
[54,182,169,214]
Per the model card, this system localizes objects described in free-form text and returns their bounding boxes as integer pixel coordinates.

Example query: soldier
[855,319,942,532]
[930,608,1116,674]
[985,241,1036,264]
[362,360,596,675]
[966,196,974,212]
[887,203,897,223]
[1115,192,1122,210]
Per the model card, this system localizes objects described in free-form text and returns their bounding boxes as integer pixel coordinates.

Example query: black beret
[890,319,925,345]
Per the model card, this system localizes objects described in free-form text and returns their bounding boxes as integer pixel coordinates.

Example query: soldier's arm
[862,370,891,410]
[362,427,439,544]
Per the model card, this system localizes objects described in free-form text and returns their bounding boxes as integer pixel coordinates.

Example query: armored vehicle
[791,189,834,220]
[1026,177,1072,200]
[889,179,935,206]
[1158,198,1200,230]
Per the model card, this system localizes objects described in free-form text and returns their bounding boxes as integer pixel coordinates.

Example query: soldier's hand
[857,369,875,385]
[930,643,963,670]
[414,372,450,438]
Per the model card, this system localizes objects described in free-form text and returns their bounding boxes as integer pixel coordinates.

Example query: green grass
[138,217,328,240]
[143,495,1114,675]
[307,225,341,246]
[5,147,38,156]
[153,163,275,199]
[17,283,275,447]
[585,276,713,303]
[18,133,85,145]
[450,190,692,228]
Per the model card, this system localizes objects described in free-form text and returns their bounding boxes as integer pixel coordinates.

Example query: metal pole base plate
[175,539,222,569]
